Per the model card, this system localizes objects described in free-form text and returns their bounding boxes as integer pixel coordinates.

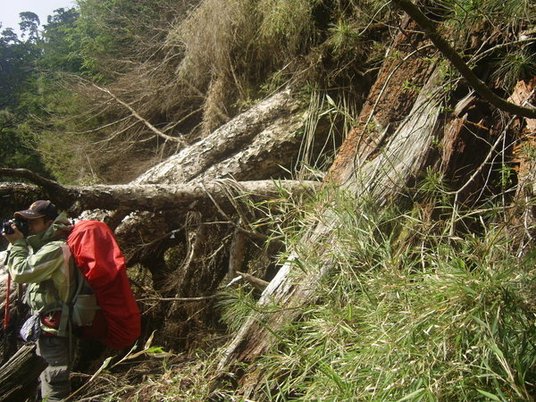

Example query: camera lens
[2,221,14,235]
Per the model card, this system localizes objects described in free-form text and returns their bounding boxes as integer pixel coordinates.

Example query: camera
[2,218,29,237]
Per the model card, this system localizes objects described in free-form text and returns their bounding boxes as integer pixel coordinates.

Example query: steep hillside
[1,0,535,400]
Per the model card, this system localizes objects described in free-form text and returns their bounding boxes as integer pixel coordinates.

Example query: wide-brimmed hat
[14,200,59,220]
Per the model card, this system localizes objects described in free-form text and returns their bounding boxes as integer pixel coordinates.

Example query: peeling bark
[0,177,319,217]
[217,45,445,396]
[0,344,47,402]
[510,78,536,253]
[133,90,306,185]
[327,18,437,183]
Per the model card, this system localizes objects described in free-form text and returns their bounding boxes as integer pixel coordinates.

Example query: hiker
[2,200,75,401]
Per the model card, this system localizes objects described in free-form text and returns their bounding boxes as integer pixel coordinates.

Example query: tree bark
[132,90,307,185]
[217,19,445,393]
[218,67,443,361]
[0,176,319,216]
[509,78,536,254]
[0,343,47,402]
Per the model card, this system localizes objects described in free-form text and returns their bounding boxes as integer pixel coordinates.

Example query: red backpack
[67,220,141,350]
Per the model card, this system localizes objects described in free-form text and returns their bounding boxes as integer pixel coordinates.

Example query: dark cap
[14,200,59,221]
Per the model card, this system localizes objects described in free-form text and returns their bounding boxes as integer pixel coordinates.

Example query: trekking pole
[2,250,11,332]
[3,273,10,331]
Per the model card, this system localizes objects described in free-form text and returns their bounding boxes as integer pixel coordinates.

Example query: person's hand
[2,224,24,244]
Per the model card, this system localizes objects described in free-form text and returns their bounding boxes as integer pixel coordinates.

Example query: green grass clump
[249,193,536,401]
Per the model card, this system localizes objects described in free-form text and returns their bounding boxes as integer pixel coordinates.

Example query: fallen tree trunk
[0,343,47,402]
[133,90,307,185]
[215,18,461,396]
[218,64,444,374]
[0,177,319,216]
[114,89,330,333]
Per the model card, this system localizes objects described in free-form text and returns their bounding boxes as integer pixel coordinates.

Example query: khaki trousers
[36,336,71,401]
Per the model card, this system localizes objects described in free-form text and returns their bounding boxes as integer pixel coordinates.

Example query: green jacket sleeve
[7,240,66,284]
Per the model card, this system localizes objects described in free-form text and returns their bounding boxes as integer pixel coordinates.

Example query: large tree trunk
[216,14,531,396]
[132,90,308,185]
[0,178,318,216]
[219,68,443,369]
[216,20,443,392]
[1,89,328,351]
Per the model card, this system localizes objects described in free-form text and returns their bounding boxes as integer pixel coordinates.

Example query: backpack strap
[56,243,78,337]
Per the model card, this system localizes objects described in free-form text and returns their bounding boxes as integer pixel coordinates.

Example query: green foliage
[436,0,535,26]
[492,49,536,92]
[31,80,118,184]
[0,28,40,109]
[0,22,50,175]
[18,12,41,42]
[0,111,48,173]
[325,0,388,57]
[217,287,257,333]
[0,7,87,178]
[75,0,181,79]
[40,8,83,73]
[217,184,536,401]
[427,0,536,93]
[327,18,362,56]
[257,0,318,55]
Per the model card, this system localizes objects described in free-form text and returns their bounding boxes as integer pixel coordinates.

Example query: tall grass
[226,186,536,401]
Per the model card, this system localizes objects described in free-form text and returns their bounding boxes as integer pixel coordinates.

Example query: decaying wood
[227,227,248,280]
[391,0,536,118]
[216,9,535,394]
[510,78,536,253]
[0,89,318,219]
[0,175,319,216]
[116,91,321,313]
[133,90,306,185]
[511,78,536,193]
[235,271,269,291]
[218,52,444,396]
[0,343,47,402]
[327,19,437,183]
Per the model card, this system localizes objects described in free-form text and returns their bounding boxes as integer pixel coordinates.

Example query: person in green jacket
[3,200,76,402]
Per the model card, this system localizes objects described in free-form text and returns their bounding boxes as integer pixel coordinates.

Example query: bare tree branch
[391,0,536,118]
[91,83,186,145]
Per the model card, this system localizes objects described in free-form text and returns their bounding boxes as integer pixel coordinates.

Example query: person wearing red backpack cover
[3,200,75,402]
